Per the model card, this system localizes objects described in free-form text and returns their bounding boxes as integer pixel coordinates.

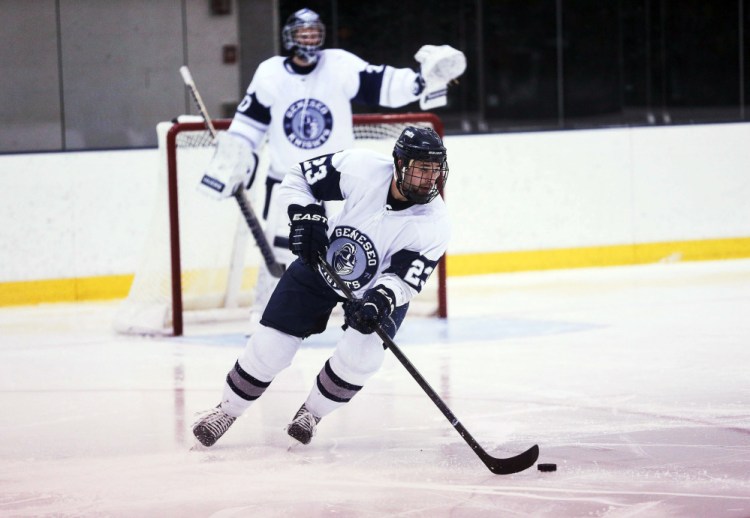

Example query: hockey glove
[288,203,329,266]
[198,132,258,200]
[414,44,467,110]
[343,285,396,335]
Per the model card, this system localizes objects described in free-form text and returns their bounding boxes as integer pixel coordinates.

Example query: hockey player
[197,7,465,331]
[193,126,450,447]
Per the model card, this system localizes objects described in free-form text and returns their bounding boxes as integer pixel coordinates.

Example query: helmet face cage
[282,8,325,64]
[392,127,448,204]
[397,158,448,204]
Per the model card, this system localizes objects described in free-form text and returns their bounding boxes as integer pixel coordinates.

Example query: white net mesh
[114,114,444,335]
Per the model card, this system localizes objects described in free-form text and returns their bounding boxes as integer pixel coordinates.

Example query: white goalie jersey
[227,49,422,181]
[280,148,450,307]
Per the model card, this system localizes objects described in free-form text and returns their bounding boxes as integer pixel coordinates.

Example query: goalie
[198,7,465,332]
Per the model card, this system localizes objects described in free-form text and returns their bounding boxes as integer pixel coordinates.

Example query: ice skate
[192,405,236,447]
[286,404,321,445]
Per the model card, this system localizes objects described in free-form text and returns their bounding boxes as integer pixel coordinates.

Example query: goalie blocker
[198,132,259,200]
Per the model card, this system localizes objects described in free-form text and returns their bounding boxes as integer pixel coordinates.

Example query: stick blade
[483,444,539,475]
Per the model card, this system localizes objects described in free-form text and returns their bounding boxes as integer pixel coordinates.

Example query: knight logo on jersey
[323,226,379,291]
[283,98,333,149]
[333,243,357,275]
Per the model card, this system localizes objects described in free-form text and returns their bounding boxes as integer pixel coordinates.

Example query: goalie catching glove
[198,132,259,200]
[343,285,396,335]
[288,203,329,267]
[414,44,467,110]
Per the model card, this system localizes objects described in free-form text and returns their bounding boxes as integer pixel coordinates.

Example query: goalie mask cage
[114,112,448,336]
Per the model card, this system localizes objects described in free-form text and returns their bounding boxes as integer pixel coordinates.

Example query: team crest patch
[322,226,379,291]
[283,98,333,149]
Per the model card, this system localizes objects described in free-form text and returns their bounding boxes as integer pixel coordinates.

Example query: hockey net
[114,113,447,336]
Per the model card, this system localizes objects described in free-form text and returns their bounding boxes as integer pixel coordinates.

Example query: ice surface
[1,260,749,517]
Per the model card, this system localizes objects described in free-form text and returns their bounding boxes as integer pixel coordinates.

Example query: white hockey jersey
[280,148,450,307]
[227,49,422,181]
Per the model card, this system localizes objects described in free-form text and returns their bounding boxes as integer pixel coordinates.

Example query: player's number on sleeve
[404,259,434,289]
[237,94,252,112]
[301,155,333,185]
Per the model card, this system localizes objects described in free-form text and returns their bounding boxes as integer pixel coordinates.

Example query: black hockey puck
[537,463,557,472]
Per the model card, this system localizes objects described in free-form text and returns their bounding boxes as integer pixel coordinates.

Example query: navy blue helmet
[392,126,448,204]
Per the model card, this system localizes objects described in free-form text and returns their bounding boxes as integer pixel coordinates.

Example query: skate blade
[189,437,211,451]
[286,434,308,451]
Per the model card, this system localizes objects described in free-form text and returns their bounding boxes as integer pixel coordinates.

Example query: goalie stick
[178,65,285,278]
[317,253,539,475]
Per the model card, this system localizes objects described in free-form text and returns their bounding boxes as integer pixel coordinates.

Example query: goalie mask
[392,126,448,204]
[282,8,325,64]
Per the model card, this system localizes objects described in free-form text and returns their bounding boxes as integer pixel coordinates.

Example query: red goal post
[114,112,447,336]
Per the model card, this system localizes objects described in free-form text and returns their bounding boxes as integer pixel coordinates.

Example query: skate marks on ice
[5,435,747,518]
[2,260,750,516]
[182,390,750,517]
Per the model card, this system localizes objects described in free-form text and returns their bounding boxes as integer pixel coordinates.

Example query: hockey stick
[179,65,285,278]
[317,253,539,475]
